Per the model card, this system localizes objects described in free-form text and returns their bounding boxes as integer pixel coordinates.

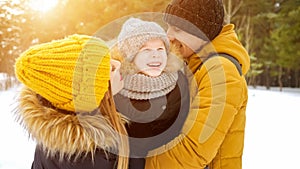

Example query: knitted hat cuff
[164,4,223,40]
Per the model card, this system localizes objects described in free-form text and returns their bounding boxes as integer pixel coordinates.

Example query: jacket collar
[185,24,250,75]
[185,42,216,74]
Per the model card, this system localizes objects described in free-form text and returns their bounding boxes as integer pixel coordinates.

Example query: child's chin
[145,71,163,77]
[140,68,163,77]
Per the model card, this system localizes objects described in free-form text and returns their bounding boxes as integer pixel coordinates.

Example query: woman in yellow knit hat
[14,34,129,169]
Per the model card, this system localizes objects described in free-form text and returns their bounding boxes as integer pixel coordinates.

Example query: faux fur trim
[14,86,120,160]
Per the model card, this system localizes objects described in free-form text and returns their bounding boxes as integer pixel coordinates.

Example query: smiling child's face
[133,38,167,77]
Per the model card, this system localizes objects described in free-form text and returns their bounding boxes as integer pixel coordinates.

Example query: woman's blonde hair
[100,84,129,169]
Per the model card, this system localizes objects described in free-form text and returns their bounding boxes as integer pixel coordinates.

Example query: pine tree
[271,0,300,88]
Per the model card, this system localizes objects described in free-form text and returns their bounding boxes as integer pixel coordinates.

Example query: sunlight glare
[28,0,58,13]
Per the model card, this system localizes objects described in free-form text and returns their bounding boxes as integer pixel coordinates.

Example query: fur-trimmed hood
[15,86,120,160]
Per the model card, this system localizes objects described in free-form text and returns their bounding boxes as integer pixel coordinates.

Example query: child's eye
[158,47,165,51]
[141,48,151,52]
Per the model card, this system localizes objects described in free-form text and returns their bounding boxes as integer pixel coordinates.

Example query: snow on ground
[243,86,300,169]
[0,86,35,169]
[0,86,300,169]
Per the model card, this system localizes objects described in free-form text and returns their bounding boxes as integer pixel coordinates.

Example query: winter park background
[1,82,300,169]
[1,1,300,168]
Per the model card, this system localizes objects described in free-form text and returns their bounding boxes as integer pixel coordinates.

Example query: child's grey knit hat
[117,17,170,62]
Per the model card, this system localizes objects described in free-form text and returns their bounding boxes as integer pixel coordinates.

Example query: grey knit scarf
[119,72,178,100]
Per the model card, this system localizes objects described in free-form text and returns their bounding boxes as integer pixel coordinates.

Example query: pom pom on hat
[15,34,111,112]
[117,17,170,62]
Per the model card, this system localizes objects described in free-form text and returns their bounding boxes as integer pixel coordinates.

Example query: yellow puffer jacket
[145,24,250,169]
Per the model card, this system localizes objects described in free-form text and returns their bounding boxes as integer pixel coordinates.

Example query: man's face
[167,25,207,58]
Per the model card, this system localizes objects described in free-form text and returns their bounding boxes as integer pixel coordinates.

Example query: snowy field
[0,86,300,169]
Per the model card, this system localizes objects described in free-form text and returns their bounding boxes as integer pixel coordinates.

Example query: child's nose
[152,54,159,58]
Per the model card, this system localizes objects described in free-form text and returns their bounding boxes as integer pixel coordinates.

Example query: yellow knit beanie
[15,34,111,112]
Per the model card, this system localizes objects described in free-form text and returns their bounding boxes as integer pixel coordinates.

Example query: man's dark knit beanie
[164,0,224,40]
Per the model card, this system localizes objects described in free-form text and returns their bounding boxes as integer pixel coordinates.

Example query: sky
[0,85,300,169]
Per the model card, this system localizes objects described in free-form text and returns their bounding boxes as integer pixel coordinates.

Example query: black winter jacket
[114,71,190,168]
[32,146,117,169]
